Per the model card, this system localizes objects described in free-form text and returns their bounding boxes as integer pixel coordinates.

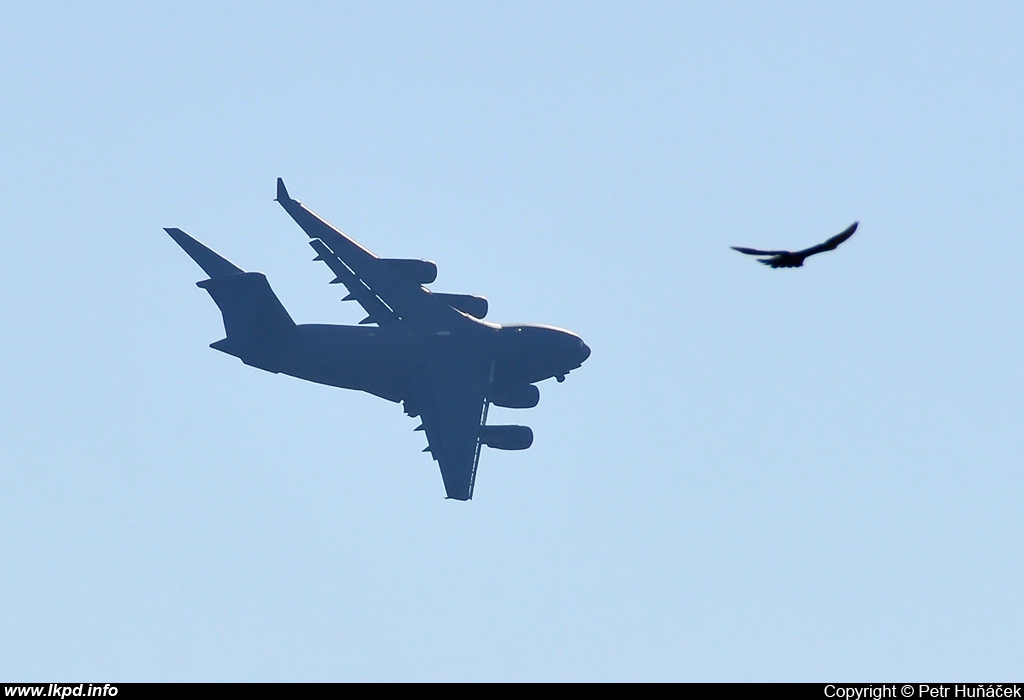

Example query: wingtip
[275,177,290,203]
[165,227,188,243]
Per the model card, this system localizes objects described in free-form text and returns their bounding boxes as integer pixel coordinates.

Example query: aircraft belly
[277,324,408,402]
[492,353,559,386]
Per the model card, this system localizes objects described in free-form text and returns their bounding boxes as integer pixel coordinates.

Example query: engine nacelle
[382,258,438,285]
[489,383,540,409]
[480,425,534,451]
[435,292,488,319]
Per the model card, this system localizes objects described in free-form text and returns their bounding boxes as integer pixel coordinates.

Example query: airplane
[732,221,858,268]
[165,178,591,500]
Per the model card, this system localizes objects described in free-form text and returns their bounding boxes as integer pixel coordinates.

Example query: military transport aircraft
[166,179,590,500]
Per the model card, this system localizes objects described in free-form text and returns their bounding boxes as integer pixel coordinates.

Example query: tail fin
[166,228,296,361]
[197,273,296,355]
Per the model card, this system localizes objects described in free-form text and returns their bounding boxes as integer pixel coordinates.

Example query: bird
[732,221,858,268]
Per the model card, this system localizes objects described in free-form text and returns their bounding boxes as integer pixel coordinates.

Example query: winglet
[165,228,244,278]
[275,177,291,203]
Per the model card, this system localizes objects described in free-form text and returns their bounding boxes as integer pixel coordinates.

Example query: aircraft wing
[405,346,492,501]
[276,178,463,326]
[308,238,395,326]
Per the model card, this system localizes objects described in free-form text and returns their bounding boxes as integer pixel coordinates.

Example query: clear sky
[2,1,1023,681]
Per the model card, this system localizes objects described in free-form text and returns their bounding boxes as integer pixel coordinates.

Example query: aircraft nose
[578,340,591,364]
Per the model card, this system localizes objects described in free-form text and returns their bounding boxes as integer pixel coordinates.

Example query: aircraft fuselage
[221,319,590,408]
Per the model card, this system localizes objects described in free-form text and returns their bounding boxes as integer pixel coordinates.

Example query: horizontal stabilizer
[209,338,241,355]
[165,228,244,278]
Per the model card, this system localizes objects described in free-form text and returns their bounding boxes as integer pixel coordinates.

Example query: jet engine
[434,292,488,319]
[489,383,540,409]
[382,258,438,285]
[480,425,533,451]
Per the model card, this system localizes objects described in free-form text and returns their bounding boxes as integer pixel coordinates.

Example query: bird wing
[798,221,858,257]
[731,246,790,256]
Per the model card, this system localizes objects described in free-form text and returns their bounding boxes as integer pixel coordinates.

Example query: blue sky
[2,1,1023,680]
